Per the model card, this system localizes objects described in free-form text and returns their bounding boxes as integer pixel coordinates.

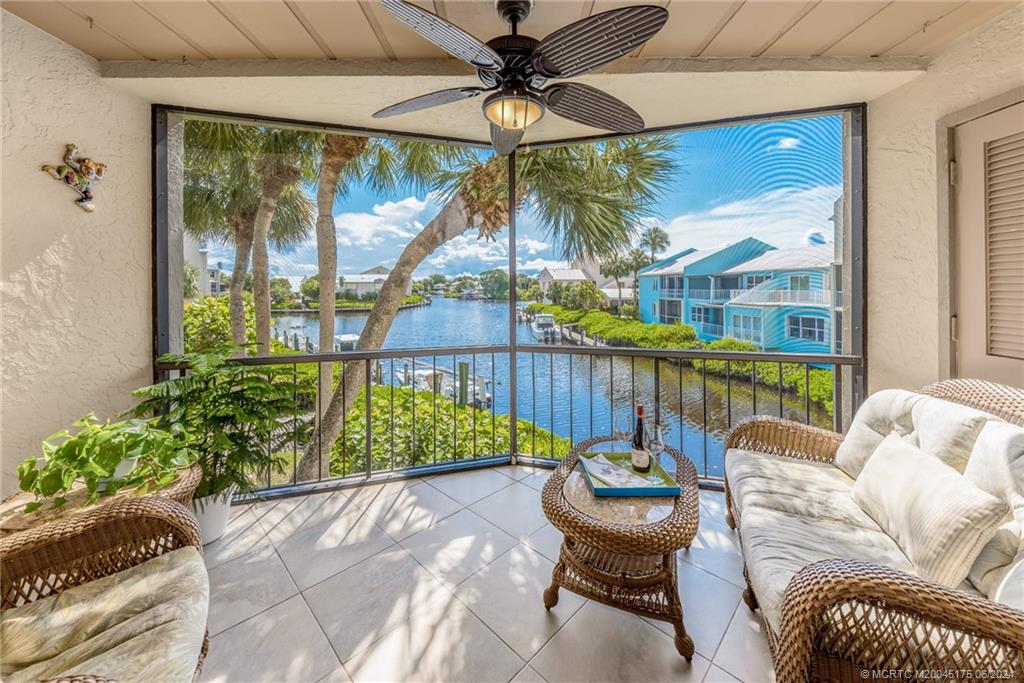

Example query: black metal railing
[158,344,860,496]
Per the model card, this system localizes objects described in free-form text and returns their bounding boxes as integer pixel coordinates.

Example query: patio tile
[399,508,517,588]
[454,543,585,660]
[713,603,775,682]
[511,665,548,682]
[699,490,729,527]
[317,668,352,683]
[523,523,564,563]
[303,546,456,662]
[645,561,743,660]
[343,599,523,683]
[206,541,298,636]
[469,481,548,540]
[275,504,395,590]
[530,601,711,683]
[348,478,463,541]
[703,664,742,682]
[496,464,545,481]
[516,467,552,492]
[254,490,359,545]
[202,508,273,570]
[201,595,340,683]
[426,468,515,505]
[680,518,747,588]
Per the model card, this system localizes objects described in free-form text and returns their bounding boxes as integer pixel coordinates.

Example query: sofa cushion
[726,448,863,527]
[739,505,915,632]
[852,434,1009,586]
[0,546,209,683]
[963,420,1024,597]
[908,397,993,472]
[834,389,921,478]
[992,552,1024,612]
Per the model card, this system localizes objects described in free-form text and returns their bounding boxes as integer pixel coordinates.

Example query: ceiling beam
[100,54,928,79]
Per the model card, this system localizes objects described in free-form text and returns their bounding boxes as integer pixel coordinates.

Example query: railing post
[364,358,372,476]
[507,151,518,463]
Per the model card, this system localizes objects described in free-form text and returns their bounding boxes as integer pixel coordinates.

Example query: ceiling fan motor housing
[496,0,533,25]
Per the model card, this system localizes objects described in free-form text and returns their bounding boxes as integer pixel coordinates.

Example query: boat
[531,313,561,343]
[288,322,304,330]
[333,333,360,351]
[398,365,492,409]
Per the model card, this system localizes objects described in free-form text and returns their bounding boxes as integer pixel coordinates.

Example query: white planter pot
[96,457,139,492]
[190,486,237,544]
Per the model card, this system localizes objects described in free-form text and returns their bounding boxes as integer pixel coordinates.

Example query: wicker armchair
[0,496,209,681]
[724,379,1024,683]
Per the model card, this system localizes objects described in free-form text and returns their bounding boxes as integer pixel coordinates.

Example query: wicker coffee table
[540,435,700,659]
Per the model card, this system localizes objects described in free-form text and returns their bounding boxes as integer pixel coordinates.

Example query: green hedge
[526,303,833,416]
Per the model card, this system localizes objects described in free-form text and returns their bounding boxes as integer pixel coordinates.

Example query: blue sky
[206,113,844,286]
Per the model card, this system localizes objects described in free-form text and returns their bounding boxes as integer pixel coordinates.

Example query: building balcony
[687,289,743,303]
[728,289,834,306]
[698,322,724,337]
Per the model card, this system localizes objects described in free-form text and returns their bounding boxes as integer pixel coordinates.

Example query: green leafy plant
[130,348,312,498]
[17,413,192,512]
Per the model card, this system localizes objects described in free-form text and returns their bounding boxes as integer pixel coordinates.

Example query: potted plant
[130,348,308,543]
[17,413,192,513]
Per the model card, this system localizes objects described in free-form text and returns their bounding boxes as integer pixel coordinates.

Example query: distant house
[720,244,838,353]
[339,266,412,297]
[537,267,590,296]
[638,238,840,354]
[638,237,775,328]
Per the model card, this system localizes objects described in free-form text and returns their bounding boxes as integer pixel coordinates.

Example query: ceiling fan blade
[543,83,644,133]
[533,5,668,79]
[379,0,503,71]
[490,124,524,156]
[373,87,486,118]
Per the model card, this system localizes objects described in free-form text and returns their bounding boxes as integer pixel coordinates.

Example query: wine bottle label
[631,448,650,470]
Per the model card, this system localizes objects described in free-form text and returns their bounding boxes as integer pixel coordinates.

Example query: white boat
[531,313,561,342]
[399,366,492,409]
[288,322,305,330]
[334,333,360,351]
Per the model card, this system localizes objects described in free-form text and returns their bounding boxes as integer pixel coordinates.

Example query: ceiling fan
[372,0,669,155]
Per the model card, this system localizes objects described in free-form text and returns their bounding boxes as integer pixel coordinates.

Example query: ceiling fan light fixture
[482,85,544,131]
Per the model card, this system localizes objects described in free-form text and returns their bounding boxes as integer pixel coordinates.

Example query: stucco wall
[866,5,1024,392]
[1,11,152,495]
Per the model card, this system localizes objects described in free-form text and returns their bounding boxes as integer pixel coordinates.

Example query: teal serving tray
[578,452,681,497]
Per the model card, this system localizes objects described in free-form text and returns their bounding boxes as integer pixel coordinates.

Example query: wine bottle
[631,405,651,473]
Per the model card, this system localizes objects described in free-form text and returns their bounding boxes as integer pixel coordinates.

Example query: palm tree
[600,252,631,314]
[626,247,654,304]
[183,121,313,355]
[640,224,670,261]
[296,137,677,479]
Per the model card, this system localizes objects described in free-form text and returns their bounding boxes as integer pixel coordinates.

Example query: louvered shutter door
[986,130,1024,359]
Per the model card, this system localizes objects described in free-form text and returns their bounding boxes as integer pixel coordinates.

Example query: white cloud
[428,234,508,268]
[770,137,801,151]
[663,184,841,252]
[334,196,429,247]
[518,258,568,273]
[517,237,550,255]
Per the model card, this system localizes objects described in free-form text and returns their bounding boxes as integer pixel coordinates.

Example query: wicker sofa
[0,484,209,681]
[724,379,1024,682]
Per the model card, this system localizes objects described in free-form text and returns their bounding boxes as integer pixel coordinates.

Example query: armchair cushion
[725,448,861,527]
[852,434,1008,586]
[834,389,921,478]
[0,546,208,683]
[740,505,915,631]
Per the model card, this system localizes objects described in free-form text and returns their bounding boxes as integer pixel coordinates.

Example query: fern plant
[129,347,311,498]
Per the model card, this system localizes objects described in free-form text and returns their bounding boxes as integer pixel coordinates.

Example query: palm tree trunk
[315,136,368,417]
[228,218,253,357]
[616,279,623,315]
[252,174,288,355]
[297,193,473,480]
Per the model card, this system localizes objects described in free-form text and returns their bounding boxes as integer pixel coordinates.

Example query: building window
[731,314,762,342]
[746,274,771,288]
[790,275,811,290]
[787,315,826,342]
[692,305,708,323]
[651,303,657,318]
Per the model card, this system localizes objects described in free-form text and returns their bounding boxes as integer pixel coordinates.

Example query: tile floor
[200,465,774,683]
